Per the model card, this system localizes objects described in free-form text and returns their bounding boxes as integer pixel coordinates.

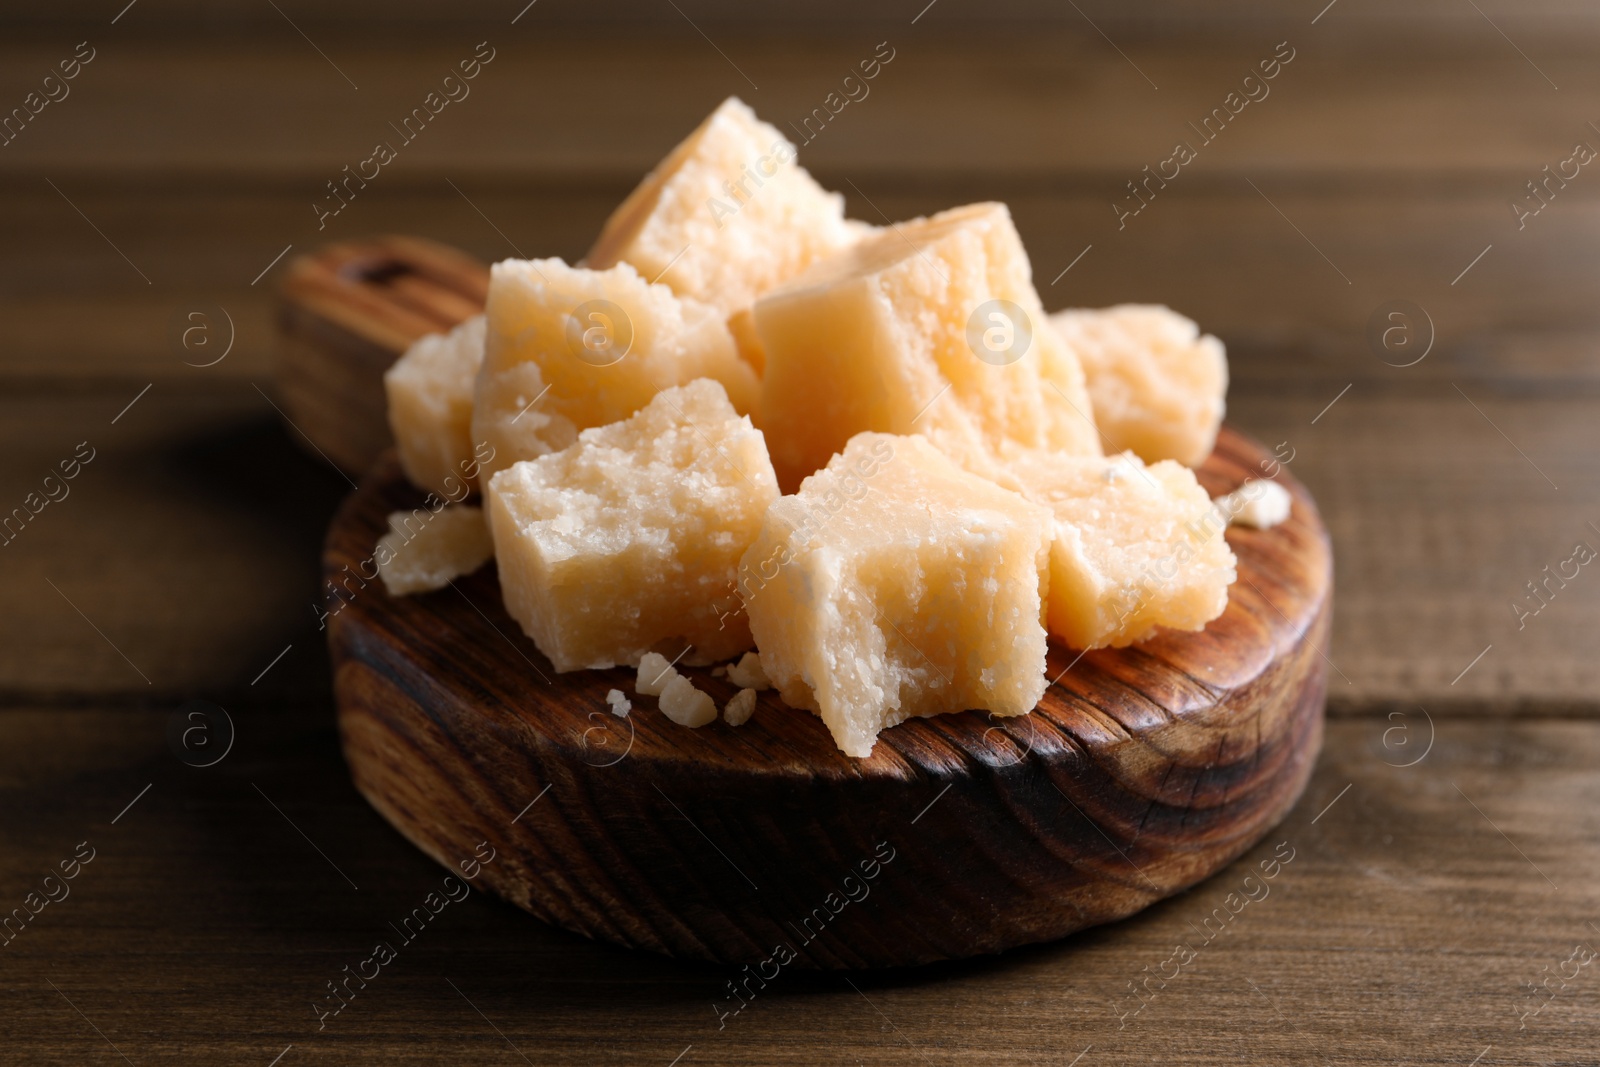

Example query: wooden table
[2,7,1598,1063]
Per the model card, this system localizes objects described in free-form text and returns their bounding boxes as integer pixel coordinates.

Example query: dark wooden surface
[2,7,1599,1063]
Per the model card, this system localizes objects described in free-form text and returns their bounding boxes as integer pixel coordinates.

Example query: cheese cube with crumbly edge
[740,432,1052,758]
[375,505,494,596]
[586,96,856,319]
[754,202,1102,492]
[1006,451,1237,650]
[486,379,780,673]
[605,689,632,718]
[472,258,759,482]
[384,315,487,497]
[1049,305,1228,468]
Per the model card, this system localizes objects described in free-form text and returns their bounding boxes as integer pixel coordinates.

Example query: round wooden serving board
[297,237,1332,969]
[328,446,1329,972]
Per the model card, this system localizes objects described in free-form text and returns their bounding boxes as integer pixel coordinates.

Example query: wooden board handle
[274,236,489,476]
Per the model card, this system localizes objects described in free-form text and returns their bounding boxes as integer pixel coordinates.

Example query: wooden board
[325,426,1329,968]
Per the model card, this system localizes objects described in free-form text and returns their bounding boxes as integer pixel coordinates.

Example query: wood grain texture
[276,237,488,474]
[324,426,1329,968]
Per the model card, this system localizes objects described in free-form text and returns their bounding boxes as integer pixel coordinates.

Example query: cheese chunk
[1007,451,1237,650]
[384,315,487,496]
[473,258,759,482]
[376,505,494,596]
[586,97,855,317]
[486,379,779,673]
[1049,305,1227,467]
[636,652,678,696]
[755,202,1101,491]
[725,651,770,691]
[605,689,632,717]
[740,433,1052,758]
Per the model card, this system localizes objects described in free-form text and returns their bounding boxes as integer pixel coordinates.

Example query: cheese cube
[586,97,855,317]
[605,689,632,717]
[740,432,1052,758]
[486,379,779,673]
[375,505,494,596]
[1007,451,1237,649]
[473,258,760,482]
[754,202,1102,491]
[1049,305,1227,467]
[384,315,487,496]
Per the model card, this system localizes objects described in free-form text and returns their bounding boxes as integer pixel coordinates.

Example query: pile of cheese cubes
[377,98,1265,759]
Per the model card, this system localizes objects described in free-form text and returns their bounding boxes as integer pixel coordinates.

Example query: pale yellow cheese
[723,688,757,726]
[740,432,1052,758]
[376,505,494,596]
[1217,478,1292,529]
[586,97,855,317]
[1007,451,1236,649]
[725,650,770,691]
[659,674,718,727]
[473,258,759,482]
[486,379,779,673]
[1049,305,1227,467]
[754,202,1102,491]
[384,315,487,496]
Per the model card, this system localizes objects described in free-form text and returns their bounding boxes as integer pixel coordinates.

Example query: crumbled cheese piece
[586,97,856,317]
[723,688,757,726]
[1050,305,1228,468]
[375,505,494,596]
[710,664,728,678]
[659,674,717,727]
[1217,479,1293,530]
[384,315,487,496]
[740,432,1052,758]
[605,689,632,718]
[754,201,1101,490]
[485,380,779,672]
[725,651,770,692]
[1008,451,1237,649]
[473,258,759,482]
[636,652,678,696]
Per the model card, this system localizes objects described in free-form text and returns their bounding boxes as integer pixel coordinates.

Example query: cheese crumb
[725,651,771,691]
[375,505,494,596]
[659,674,717,728]
[1218,479,1292,530]
[724,688,757,726]
[636,652,678,696]
[605,689,632,718]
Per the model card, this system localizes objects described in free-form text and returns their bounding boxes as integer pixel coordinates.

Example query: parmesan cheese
[740,432,1053,757]
[754,202,1101,491]
[1007,451,1236,649]
[473,258,759,482]
[586,97,855,317]
[1049,305,1227,468]
[375,505,494,596]
[485,379,779,672]
[384,315,487,496]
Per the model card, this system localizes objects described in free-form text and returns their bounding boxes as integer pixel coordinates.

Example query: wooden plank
[5,183,1600,391]
[0,712,1594,1064]
[1,36,1598,184]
